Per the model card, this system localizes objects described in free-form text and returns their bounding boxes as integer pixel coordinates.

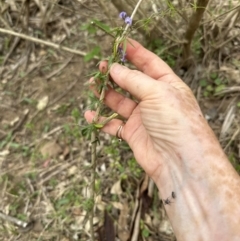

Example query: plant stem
[90,129,97,241]
[88,1,144,240]
[182,0,210,67]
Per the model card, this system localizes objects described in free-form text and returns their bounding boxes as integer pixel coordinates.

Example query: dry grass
[0,0,239,240]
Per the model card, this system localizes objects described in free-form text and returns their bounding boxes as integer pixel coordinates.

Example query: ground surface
[0,1,240,241]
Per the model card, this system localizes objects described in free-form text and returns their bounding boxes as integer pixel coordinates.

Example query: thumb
[110,63,164,100]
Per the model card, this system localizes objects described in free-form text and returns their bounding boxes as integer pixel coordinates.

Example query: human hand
[84,39,213,182]
[85,39,240,240]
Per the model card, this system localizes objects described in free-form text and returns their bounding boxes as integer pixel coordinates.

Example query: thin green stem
[90,129,97,241]
[88,1,144,240]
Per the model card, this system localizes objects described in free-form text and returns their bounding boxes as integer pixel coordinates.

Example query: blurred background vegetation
[0,0,239,240]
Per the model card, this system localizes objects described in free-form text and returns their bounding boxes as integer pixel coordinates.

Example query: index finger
[125,38,174,80]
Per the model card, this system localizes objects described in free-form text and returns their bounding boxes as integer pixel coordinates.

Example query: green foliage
[71,107,81,122]
[92,19,111,34]
[84,46,101,62]
[82,198,94,212]
[9,142,30,155]
[199,79,207,87]
[80,23,96,34]
[43,122,51,133]
[80,20,110,35]
[142,228,150,238]
[0,132,12,149]
[95,179,101,193]
[17,213,28,222]
[22,97,37,106]
[140,220,150,238]
[201,73,227,97]
[210,72,218,80]
[80,124,98,140]
[229,153,240,173]
[148,39,177,67]
[63,124,81,139]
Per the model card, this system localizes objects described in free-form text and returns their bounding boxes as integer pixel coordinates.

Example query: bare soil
[0,1,239,241]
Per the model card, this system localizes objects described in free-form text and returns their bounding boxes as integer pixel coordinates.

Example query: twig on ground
[0,109,29,142]
[224,127,240,152]
[46,56,73,80]
[39,158,80,185]
[29,126,64,148]
[0,210,34,232]
[0,36,20,75]
[214,86,240,95]
[0,28,97,58]
[12,57,46,86]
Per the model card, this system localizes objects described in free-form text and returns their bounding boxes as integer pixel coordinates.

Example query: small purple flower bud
[120,53,127,62]
[119,11,127,19]
[124,16,132,26]
[118,46,127,62]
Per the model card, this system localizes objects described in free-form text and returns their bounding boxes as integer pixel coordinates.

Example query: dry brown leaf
[220,105,236,139]
[220,66,240,83]
[40,140,62,158]
[95,195,106,211]
[110,180,122,195]
[140,174,149,196]
[85,217,99,232]
[37,96,49,110]
[0,149,10,157]
[67,165,77,176]
[118,200,130,241]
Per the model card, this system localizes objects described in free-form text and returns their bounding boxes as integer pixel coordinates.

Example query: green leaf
[206,85,213,92]
[57,197,70,206]
[92,19,110,33]
[214,84,226,93]
[94,123,104,129]
[210,73,218,79]
[214,78,222,86]
[71,108,80,122]
[80,126,91,137]
[80,23,96,34]
[142,228,150,238]
[237,102,240,108]
[199,79,207,87]
[203,91,209,97]
[84,46,101,62]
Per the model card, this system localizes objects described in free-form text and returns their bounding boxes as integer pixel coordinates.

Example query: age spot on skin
[172,191,176,199]
[163,192,176,205]
[163,198,173,205]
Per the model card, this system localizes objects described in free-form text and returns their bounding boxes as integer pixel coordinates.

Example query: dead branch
[182,0,210,68]
[0,27,97,58]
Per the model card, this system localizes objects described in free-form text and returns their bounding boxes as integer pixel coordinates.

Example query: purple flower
[124,16,132,26]
[120,52,127,62]
[118,46,127,62]
[119,11,127,19]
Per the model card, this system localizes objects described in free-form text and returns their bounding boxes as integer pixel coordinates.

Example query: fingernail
[111,63,124,75]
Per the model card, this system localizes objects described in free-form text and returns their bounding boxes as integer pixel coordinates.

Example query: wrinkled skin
[85,39,240,241]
